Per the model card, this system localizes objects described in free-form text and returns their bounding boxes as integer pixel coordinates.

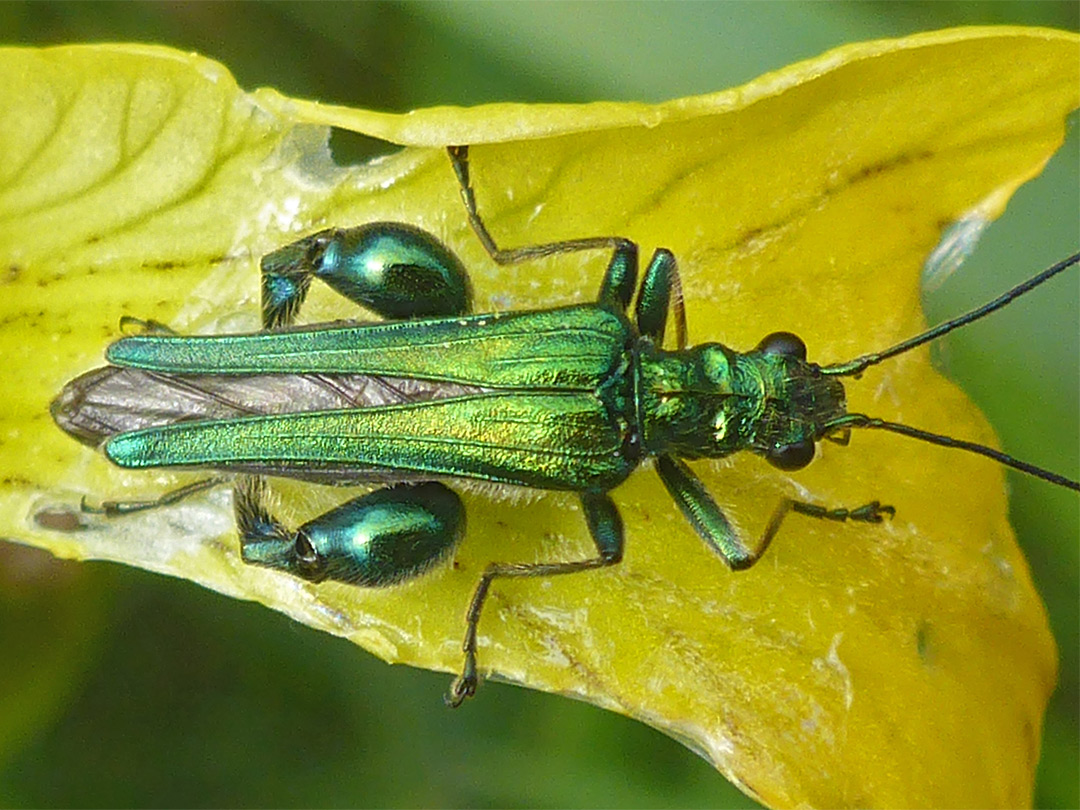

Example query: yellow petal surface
[0,29,1076,808]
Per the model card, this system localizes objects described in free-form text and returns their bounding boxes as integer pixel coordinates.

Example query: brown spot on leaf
[33,505,89,533]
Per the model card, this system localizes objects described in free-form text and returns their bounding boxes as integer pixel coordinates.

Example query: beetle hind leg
[80,475,228,516]
[260,223,473,329]
[235,476,466,588]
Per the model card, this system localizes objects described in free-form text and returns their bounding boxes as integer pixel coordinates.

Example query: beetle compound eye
[756,331,807,361]
[766,438,816,470]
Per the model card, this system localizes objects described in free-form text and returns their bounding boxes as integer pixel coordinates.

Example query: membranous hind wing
[51,365,488,447]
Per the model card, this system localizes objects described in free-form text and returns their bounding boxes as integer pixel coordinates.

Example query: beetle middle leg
[446,490,624,707]
[447,145,688,347]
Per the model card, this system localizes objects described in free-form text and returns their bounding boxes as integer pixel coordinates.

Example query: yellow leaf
[0,28,1076,808]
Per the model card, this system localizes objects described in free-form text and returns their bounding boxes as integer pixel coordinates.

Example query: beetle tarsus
[445,658,478,708]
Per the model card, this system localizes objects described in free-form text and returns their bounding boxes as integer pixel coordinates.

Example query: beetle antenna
[817,251,1079,491]
[823,415,1079,491]
[820,252,1078,377]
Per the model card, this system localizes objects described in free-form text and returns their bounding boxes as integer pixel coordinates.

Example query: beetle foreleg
[656,453,894,570]
[756,498,896,560]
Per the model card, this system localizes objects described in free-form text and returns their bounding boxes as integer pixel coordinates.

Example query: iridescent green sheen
[260,222,470,327]
[62,145,1074,706]
[52,142,861,705]
[107,390,638,491]
[107,305,631,389]
[105,303,640,491]
[238,481,464,587]
[637,341,845,461]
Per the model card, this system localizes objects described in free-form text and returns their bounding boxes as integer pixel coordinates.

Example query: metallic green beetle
[52,145,1079,705]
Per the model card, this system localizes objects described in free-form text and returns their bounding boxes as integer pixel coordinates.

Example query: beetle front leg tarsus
[754,498,896,564]
[790,499,895,523]
[446,490,624,707]
[656,455,897,570]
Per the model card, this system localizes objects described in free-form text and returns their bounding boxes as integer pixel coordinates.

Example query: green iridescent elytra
[51,145,1079,706]
[104,306,639,492]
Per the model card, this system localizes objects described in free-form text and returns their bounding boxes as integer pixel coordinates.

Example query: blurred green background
[1,3,1076,807]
